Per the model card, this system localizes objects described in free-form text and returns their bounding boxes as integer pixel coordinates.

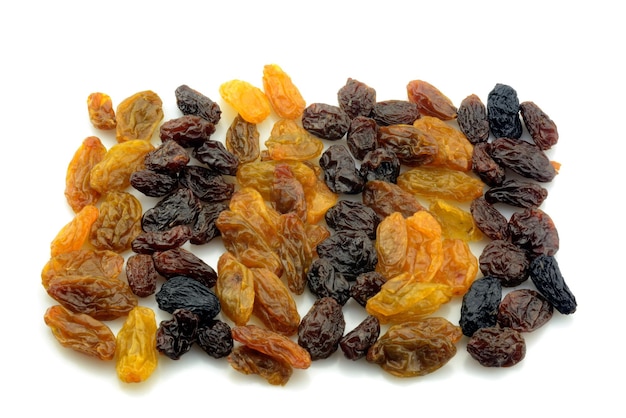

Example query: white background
[1,1,624,416]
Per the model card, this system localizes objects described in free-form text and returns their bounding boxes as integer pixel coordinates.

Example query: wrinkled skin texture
[219,79,271,124]
[228,345,293,386]
[457,94,489,144]
[466,326,526,367]
[529,255,577,314]
[498,289,554,332]
[115,90,164,143]
[65,136,106,212]
[115,306,159,383]
[264,119,324,161]
[175,84,221,124]
[216,252,255,326]
[398,166,485,202]
[406,80,457,120]
[298,297,346,360]
[413,116,474,171]
[50,205,99,257]
[226,114,260,164]
[262,64,306,120]
[41,249,124,289]
[520,101,559,150]
[87,92,116,130]
[90,191,143,253]
[251,267,300,336]
[459,276,502,337]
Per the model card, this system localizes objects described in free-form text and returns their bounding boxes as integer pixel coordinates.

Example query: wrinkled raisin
[130,169,179,197]
[316,230,377,280]
[350,271,386,307]
[131,225,193,254]
[155,275,220,320]
[346,116,378,160]
[339,315,380,361]
[457,94,489,143]
[196,319,233,358]
[175,84,222,124]
[319,144,365,194]
[301,103,350,140]
[298,297,346,360]
[160,115,216,148]
[490,137,557,183]
[193,139,240,176]
[479,239,529,287]
[470,197,509,241]
[487,83,522,139]
[306,258,352,306]
[179,165,234,202]
[142,187,201,232]
[370,100,419,126]
[498,289,554,332]
[152,247,218,288]
[125,253,159,297]
[529,255,577,315]
[459,276,502,336]
[359,146,401,183]
[406,80,457,120]
[324,200,380,239]
[156,309,199,360]
[225,114,260,164]
[362,180,425,219]
[520,101,558,150]
[144,140,190,174]
[485,179,548,208]
[508,208,559,258]
[337,78,376,119]
[472,142,505,187]
[467,326,526,367]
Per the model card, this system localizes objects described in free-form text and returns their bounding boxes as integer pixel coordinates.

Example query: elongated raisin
[89,139,155,193]
[225,114,260,164]
[125,253,159,297]
[228,345,293,386]
[175,84,221,125]
[485,179,548,208]
[520,101,558,150]
[152,247,217,288]
[155,275,221,320]
[64,136,106,213]
[251,267,300,336]
[216,252,255,326]
[487,83,522,139]
[370,100,419,126]
[115,306,158,383]
[339,315,380,361]
[89,191,142,253]
[50,205,99,257]
[141,187,201,232]
[346,116,379,160]
[298,297,346,360]
[406,79,457,120]
[325,200,380,239]
[193,139,240,176]
[144,140,190,174]
[262,63,306,120]
[131,225,192,254]
[179,165,234,202]
[160,115,216,148]
[301,103,350,141]
[41,249,124,289]
[457,94,489,143]
[470,197,509,241]
[319,144,364,194]
[529,255,576,314]
[490,137,557,183]
[377,124,439,166]
[472,142,505,187]
[498,289,553,332]
[130,169,179,197]
[459,276,502,336]
[219,79,271,124]
[362,180,425,219]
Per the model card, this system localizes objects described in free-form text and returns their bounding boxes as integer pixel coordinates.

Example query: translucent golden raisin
[262,64,306,120]
[219,79,271,124]
[50,205,99,257]
[64,136,106,213]
[115,90,164,143]
[87,92,116,130]
[115,306,158,383]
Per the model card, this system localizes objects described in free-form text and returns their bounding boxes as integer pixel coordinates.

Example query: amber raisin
[115,90,164,143]
[115,306,158,383]
[87,92,116,130]
[262,63,306,120]
[64,136,106,213]
[406,79,457,120]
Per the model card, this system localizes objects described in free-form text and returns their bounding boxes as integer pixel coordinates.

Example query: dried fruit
[115,90,164,143]
[406,80,457,120]
[152,247,218,288]
[457,94,489,143]
[89,191,142,253]
[264,119,324,161]
[508,208,559,258]
[459,276,502,337]
[219,79,271,124]
[262,63,306,120]
[346,116,378,160]
[50,205,99,257]
[130,169,178,197]
[159,115,216,148]
[470,197,509,241]
[362,180,425,219]
[216,252,255,326]
[44,304,116,360]
[319,144,365,194]
[339,315,380,360]
[519,101,558,150]
[64,136,106,212]
[197,319,233,358]
[301,103,350,140]
[131,225,193,254]
[251,267,300,336]
[144,140,190,173]
[225,114,260,164]
[479,239,529,287]
[428,199,482,242]
[397,166,485,202]
[41,249,124,289]
[316,230,378,281]
[498,289,554,332]
[377,124,439,166]
[490,137,558,183]
[141,187,201,232]
[413,115,474,171]
[87,93,116,130]
[485,179,548,208]
[337,78,376,119]
[466,326,526,367]
[192,139,240,176]
[432,239,478,296]
[175,84,221,124]
[529,255,576,314]
[125,253,159,297]
[228,345,293,386]
[306,258,351,305]
[359,147,401,183]
[325,200,380,240]
[370,100,419,126]
[155,275,221,320]
[298,297,346,360]
[487,83,522,139]
[471,142,505,187]
[115,306,159,383]
[156,309,199,360]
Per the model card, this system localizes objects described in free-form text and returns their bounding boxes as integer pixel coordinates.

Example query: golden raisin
[115,90,164,143]
[219,79,271,124]
[87,92,116,130]
[50,205,99,257]
[64,136,107,213]
[262,64,306,120]
[115,306,158,383]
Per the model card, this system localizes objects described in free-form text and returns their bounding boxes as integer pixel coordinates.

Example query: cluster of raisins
[41,66,576,385]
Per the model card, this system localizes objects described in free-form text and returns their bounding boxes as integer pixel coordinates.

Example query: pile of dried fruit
[41,64,577,385]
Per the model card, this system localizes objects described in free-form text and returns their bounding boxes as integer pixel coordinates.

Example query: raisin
[337,78,376,119]
[498,289,554,332]
[413,116,474,172]
[197,319,233,358]
[179,165,235,202]
[350,271,386,307]
[115,306,159,383]
[46,275,138,321]
[64,136,106,213]
[520,101,559,150]
[397,166,485,202]
[115,90,164,143]
[301,103,350,140]
[432,238,479,296]
[485,179,548,208]
[366,318,460,377]
[44,304,116,360]
[87,92,116,130]
[490,137,558,183]
[466,326,526,367]
[362,180,425,219]
[275,213,312,295]
[471,142,506,187]
[175,84,221,125]
[50,205,99,257]
[264,118,325,161]
[231,324,312,369]
[215,252,255,326]
[459,276,502,336]
[156,309,199,360]
[376,124,439,166]
[41,249,124,289]
[346,116,379,160]
[359,147,401,184]
[325,200,380,239]
[306,258,352,306]
[228,345,293,386]
[487,83,522,139]
[262,63,306,120]
[89,139,155,194]
[155,275,221,320]
[339,315,380,361]
[193,139,240,176]
[316,230,377,280]
[130,169,179,197]
[508,208,559,258]
[144,140,190,174]
[125,253,159,297]
[131,225,193,254]
[479,239,530,287]
[406,79,457,120]
[298,297,346,360]
[251,267,300,336]
[370,100,419,126]
[529,255,577,315]
[470,197,509,241]
[89,191,142,253]
[319,144,365,194]
[160,115,216,148]
[219,79,271,124]
[190,201,227,245]
[152,247,218,288]
[457,94,489,143]
[225,114,260,164]
[141,187,201,232]
[270,163,307,221]
[428,199,483,242]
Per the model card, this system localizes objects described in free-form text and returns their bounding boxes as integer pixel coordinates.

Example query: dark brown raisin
[141,187,201,232]
[301,103,350,140]
[339,315,380,360]
[306,258,351,306]
[316,230,378,281]
[337,78,376,119]
[376,124,438,166]
[319,144,365,194]
[152,247,218,288]
[190,201,227,245]
[156,309,199,360]
[144,140,190,174]
[193,139,240,176]
[520,101,558,150]
[457,94,489,143]
[497,289,554,332]
[467,326,526,367]
[346,116,378,160]
[370,100,419,126]
[179,165,235,202]
[155,275,220,320]
[479,240,529,287]
[362,180,426,219]
[350,271,386,307]
[130,169,179,197]
[508,208,559,258]
[131,225,193,254]
[297,297,346,360]
[459,276,502,337]
[325,200,380,239]
[160,115,216,148]
[359,147,401,184]
[470,197,509,241]
[485,179,548,208]
[197,319,233,358]
[490,137,557,183]
[125,253,159,297]
[472,142,505,187]
[175,84,221,125]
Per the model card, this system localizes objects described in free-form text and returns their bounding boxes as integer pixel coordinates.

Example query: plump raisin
[115,90,164,143]
[472,142,505,187]
[251,267,300,336]
[457,94,489,143]
[467,326,526,367]
[339,315,380,360]
[156,309,199,360]
[508,208,559,258]
[89,191,143,253]
[125,253,159,297]
[325,200,380,239]
[130,169,179,197]
[376,124,439,166]
[487,83,522,139]
[160,115,216,148]
[362,180,425,219]
[262,63,306,120]
[298,297,346,360]
[175,84,221,124]
[459,276,502,336]
[115,306,158,383]
[406,80,457,120]
[479,239,529,287]
[225,114,260,164]
[131,225,193,254]
[50,205,99,257]
[264,119,325,161]
[428,199,483,242]
[520,101,558,150]
[155,275,220,320]
[337,78,376,119]
[64,136,106,213]
[397,166,485,202]
[144,140,190,174]
[270,163,307,221]
[228,345,293,386]
[87,92,116,130]
[359,147,401,183]
[490,137,557,183]
[529,255,577,315]
[179,165,235,202]
[196,319,233,358]
[350,271,386,307]
[470,197,509,241]
[498,289,554,332]
[316,230,378,280]
[141,187,201,232]
[346,116,378,160]
[306,258,352,305]
[485,179,548,208]
[219,79,271,124]
[319,144,365,194]
[193,139,240,176]
[231,324,311,369]
[413,116,474,172]
[301,103,350,140]
[370,100,419,126]
[215,251,255,326]
[190,201,227,245]
[41,249,124,289]
[152,247,218,288]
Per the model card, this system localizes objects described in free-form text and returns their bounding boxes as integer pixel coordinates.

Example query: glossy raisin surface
[125,253,159,297]
[370,100,419,126]
[316,230,378,280]
[346,116,378,160]
[339,315,380,360]
[520,101,558,150]
[472,142,505,187]
[470,197,509,241]
[498,289,554,332]
[225,114,260,164]
[144,140,190,174]
[362,180,425,219]
[306,258,351,305]
[406,80,457,120]
[179,165,234,202]
[228,345,293,386]
[301,103,350,140]
[155,275,220,320]
[196,319,233,358]
[359,147,401,183]
[319,144,365,194]
[485,179,548,208]
[377,124,438,166]
[479,240,529,287]
[131,225,192,254]
[457,94,489,143]
[529,255,577,314]
[487,83,522,139]
[160,115,216,148]
[508,208,559,258]
[298,297,346,360]
[350,271,386,307]
[175,84,222,124]
[152,247,218,288]
[141,187,201,232]
[459,276,502,336]
[156,309,199,360]
[467,326,526,367]
[337,78,376,119]
[193,139,240,176]
[130,169,178,197]
[490,137,557,183]
[324,200,380,239]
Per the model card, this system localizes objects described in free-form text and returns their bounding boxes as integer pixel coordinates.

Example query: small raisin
[339,315,380,361]
[337,78,376,119]
[498,289,554,332]
[479,239,529,287]
[370,100,419,126]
